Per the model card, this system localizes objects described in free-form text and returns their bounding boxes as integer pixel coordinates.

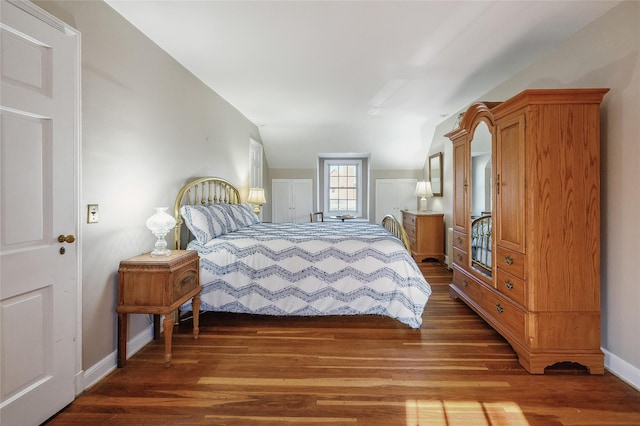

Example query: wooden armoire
[445,89,608,374]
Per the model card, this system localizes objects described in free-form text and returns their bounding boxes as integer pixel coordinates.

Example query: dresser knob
[504,255,514,265]
[504,280,514,290]
[462,280,468,287]
[495,304,504,314]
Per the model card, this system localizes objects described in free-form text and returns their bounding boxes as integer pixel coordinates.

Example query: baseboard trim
[603,347,640,392]
[82,324,153,391]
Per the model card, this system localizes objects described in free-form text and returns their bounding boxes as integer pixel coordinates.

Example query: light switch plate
[87,204,99,223]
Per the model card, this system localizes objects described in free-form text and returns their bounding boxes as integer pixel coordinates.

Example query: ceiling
[105,1,619,170]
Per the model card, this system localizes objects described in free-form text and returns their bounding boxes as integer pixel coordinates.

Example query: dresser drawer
[481,291,525,339]
[404,224,416,242]
[496,246,525,279]
[402,211,416,227]
[452,267,482,302]
[496,269,526,307]
[453,230,468,250]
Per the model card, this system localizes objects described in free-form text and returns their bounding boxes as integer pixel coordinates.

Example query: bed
[173,177,431,328]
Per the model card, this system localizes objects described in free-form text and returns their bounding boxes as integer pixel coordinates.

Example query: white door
[0,1,80,425]
[291,179,312,223]
[272,179,292,223]
[271,179,313,223]
[375,179,417,224]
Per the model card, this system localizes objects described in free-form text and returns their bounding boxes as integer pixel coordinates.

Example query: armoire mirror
[428,152,443,197]
[469,121,492,276]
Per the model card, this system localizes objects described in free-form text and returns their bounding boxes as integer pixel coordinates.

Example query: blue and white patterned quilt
[183,221,431,328]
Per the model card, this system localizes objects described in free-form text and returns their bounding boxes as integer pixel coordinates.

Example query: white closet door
[375,179,417,224]
[272,179,292,223]
[291,179,312,223]
[271,179,312,223]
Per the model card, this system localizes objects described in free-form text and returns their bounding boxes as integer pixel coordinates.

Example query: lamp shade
[247,187,266,205]
[415,181,433,198]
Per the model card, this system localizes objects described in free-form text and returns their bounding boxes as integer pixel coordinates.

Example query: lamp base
[150,233,171,257]
[150,248,172,257]
[419,197,429,212]
[253,205,261,215]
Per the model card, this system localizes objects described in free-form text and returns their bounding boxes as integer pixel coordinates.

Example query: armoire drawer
[452,267,482,302]
[452,247,468,267]
[496,246,526,279]
[496,269,526,307]
[481,291,525,339]
[453,230,468,250]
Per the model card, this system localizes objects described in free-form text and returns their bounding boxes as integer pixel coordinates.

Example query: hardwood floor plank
[45,264,640,425]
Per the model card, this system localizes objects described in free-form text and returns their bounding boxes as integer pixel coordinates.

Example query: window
[324,159,362,216]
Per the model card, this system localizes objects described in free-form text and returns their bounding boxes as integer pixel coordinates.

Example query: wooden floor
[47,263,640,425]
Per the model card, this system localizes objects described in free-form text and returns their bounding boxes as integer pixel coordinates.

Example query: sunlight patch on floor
[405,400,529,426]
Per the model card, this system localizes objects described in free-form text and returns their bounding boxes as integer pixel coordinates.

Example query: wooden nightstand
[116,250,201,368]
[401,210,445,263]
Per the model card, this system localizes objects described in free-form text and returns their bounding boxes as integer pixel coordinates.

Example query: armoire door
[495,113,526,254]
[452,140,469,233]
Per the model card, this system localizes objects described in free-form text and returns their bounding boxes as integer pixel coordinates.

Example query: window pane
[324,159,363,214]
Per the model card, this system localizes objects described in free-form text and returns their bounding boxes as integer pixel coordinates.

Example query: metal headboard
[381,214,411,252]
[173,177,241,249]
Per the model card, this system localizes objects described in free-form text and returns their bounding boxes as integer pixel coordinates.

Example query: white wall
[430,1,640,386]
[36,1,263,370]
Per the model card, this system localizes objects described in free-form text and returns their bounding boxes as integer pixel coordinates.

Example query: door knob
[58,234,76,244]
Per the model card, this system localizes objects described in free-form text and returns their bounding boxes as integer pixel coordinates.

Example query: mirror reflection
[428,152,442,197]
[470,121,492,276]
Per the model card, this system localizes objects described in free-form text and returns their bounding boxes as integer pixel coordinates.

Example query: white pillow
[224,203,261,228]
[180,204,237,244]
[211,204,238,233]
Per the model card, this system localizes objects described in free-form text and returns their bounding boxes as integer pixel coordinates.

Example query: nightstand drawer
[174,268,198,300]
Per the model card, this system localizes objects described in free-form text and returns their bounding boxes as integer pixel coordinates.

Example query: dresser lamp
[145,207,176,257]
[247,187,266,215]
[415,181,433,212]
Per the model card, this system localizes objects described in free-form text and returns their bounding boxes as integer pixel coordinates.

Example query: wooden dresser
[401,210,444,263]
[116,250,201,368]
[446,89,608,374]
